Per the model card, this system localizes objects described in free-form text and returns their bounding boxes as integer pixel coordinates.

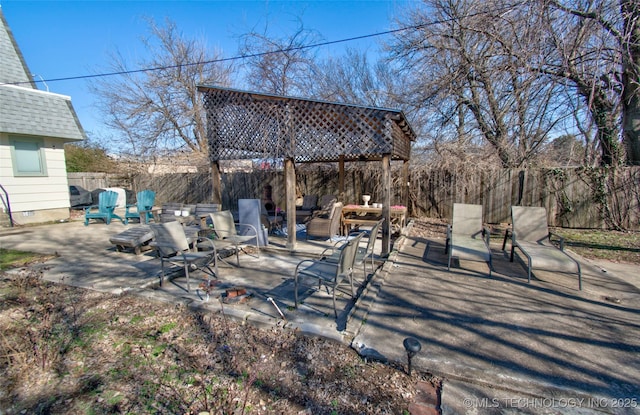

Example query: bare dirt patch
[0,267,438,414]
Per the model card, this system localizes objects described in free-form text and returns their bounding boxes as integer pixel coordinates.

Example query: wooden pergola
[197,86,416,254]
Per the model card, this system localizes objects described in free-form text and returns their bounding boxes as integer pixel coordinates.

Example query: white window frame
[9,136,48,177]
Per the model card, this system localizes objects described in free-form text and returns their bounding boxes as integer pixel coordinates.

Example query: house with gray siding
[0,8,86,226]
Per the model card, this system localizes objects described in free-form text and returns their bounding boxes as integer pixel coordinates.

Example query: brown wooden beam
[402,160,410,213]
[211,161,222,205]
[381,154,391,255]
[339,155,345,202]
[285,158,297,250]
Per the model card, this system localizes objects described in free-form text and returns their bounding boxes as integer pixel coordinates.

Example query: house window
[10,137,48,177]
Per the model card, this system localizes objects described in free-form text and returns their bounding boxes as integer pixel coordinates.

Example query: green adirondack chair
[84,190,123,226]
[124,189,155,224]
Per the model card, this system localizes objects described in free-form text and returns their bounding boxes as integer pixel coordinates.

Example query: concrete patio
[1,216,639,414]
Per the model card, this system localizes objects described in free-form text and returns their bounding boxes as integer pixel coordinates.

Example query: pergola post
[211,161,222,204]
[381,154,391,256]
[402,160,410,212]
[339,155,345,202]
[285,158,297,250]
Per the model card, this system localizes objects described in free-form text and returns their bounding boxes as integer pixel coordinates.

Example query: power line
[2,2,521,87]
[2,25,417,87]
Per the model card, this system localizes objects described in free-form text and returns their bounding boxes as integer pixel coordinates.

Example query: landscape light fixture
[403,337,421,375]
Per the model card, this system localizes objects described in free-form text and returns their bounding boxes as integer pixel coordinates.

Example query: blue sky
[2,0,412,140]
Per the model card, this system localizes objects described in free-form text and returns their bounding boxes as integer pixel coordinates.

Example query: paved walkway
[1,218,639,414]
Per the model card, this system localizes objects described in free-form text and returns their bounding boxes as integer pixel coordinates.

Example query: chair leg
[332,288,338,319]
[349,270,354,297]
[159,258,166,286]
[184,264,190,292]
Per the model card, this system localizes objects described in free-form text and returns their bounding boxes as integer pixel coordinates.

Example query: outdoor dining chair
[446,203,492,276]
[209,210,260,266]
[509,206,582,290]
[294,232,364,318]
[149,221,218,293]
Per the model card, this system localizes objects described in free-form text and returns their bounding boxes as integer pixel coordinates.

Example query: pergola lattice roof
[198,86,416,163]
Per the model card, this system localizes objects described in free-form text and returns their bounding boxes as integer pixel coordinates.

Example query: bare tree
[523,0,640,166]
[238,19,321,96]
[312,48,400,107]
[621,0,640,165]
[92,18,233,164]
[536,1,626,165]
[389,0,566,168]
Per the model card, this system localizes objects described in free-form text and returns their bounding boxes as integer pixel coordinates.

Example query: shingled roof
[0,9,85,141]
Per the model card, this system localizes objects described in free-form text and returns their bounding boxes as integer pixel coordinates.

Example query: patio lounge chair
[84,190,124,226]
[446,203,492,276]
[306,202,343,240]
[209,210,260,266]
[149,221,218,292]
[124,189,155,224]
[294,232,364,318]
[509,206,582,290]
[322,219,383,279]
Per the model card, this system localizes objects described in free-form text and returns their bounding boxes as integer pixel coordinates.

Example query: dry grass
[0,267,436,415]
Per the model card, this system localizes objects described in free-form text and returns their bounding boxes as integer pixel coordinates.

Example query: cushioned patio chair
[295,194,319,223]
[509,206,582,290]
[124,189,155,224]
[209,210,260,266]
[294,232,364,318]
[446,203,492,276]
[306,202,343,240]
[84,190,124,226]
[149,221,218,292]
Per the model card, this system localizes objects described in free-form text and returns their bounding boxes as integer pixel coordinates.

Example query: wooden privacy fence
[409,167,639,230]
[88,166,639,231]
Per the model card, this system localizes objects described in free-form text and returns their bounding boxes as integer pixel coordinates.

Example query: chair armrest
[320,240,347,258]
[502,228,511,251]
[549,232,565,250]
[483,226,491,246]
[194,237,217,256]
[294,259,320,274]
[235,222,259,236]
